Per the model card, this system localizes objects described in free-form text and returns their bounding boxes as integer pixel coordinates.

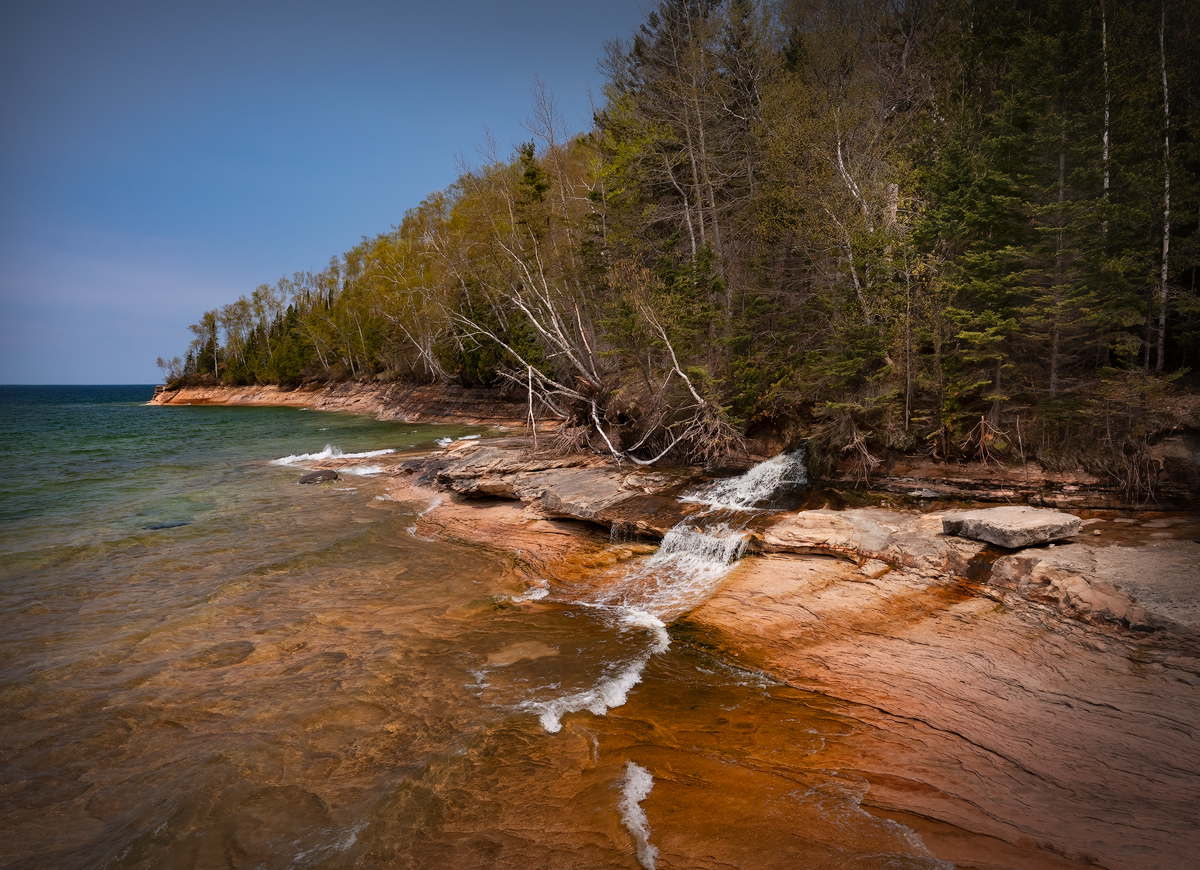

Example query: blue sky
[0,0,646,384]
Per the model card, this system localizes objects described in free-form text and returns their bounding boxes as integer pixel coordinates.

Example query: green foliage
[163,0,1199,475]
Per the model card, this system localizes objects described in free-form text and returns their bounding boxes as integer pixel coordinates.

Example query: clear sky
[0,0,646,384]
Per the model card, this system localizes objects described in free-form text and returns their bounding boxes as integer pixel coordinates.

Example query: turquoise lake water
[0,386,947,869]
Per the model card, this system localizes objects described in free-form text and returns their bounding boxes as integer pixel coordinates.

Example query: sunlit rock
[941,506,1081,548]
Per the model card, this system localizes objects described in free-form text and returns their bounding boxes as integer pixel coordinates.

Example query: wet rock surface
[377,439,1200,870]
[399,439,1199,635]
[689,552,1200,870]
[298,469,339,484]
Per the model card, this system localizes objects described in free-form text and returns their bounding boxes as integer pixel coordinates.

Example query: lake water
[0,386,948,869]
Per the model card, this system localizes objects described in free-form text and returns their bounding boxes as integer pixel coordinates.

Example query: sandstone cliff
[150,382,532,427]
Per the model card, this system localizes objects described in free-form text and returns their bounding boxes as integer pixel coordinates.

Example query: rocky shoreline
[154,386,1200,867]
[153,383,1200,510]
[294,436,1200,870]
[150,382,533,427]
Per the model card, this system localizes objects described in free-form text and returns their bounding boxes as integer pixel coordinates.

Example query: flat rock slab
[942,506,1081,548]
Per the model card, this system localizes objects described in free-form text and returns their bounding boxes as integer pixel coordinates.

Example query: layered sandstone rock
[687,550,1200,870]
[418,438,701,536]
[942,505,1082,547]
[374,440,1200,870]
[150,383,532,426]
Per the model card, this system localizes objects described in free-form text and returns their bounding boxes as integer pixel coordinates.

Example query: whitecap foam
[341,465,385,476]
[291,819,367,864]
[270,445,394,466]
[619,761,658,870]
[521,604,668,733]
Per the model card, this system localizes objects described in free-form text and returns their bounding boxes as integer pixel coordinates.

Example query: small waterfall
[602,447,807,620]
[606,522,750,620]
[516,449,810,857]
[521,449,809,734]
[682,447,808,512]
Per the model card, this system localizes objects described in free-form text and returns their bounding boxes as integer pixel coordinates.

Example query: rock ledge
[942,505,1082,548]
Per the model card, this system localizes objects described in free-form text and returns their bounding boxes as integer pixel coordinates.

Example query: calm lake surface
[0,386,947,869]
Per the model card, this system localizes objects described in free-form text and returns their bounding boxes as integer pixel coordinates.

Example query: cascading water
[619,761,659,870]
[510,449,810,856]
[681,447,809,512]
[520,448,809,733]
[600,447,808,619]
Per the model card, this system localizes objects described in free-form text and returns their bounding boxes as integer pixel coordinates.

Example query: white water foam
[270,445,395,466]
[291,819,368,865]
[521,609,668,733]
[525,451,805,733]
[435,434,483,447]
[619,761,658,870]
[681,448,806,511]
[341,465,385,476]
[406,496,443,538]
[511,585,549,603]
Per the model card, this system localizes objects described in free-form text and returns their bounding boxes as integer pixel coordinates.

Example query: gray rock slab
[942,506,1081,548]
[538,467,636,521]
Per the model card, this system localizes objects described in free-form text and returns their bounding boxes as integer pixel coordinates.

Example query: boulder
[298,470,339,484]
[942,506,1080,548]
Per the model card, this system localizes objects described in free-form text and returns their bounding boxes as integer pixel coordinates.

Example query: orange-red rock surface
[364,439,1200,870]
[150,382,533,426]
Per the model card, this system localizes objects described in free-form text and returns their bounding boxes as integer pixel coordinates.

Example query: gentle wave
[270,445,395,466]
[523,655,648,734]
[523,609,667,733]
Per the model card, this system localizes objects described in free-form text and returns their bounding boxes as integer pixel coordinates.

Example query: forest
[160,0,1200,483]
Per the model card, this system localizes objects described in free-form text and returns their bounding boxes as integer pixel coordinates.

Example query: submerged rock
[298,469,339,485]
[942,505,1081,548]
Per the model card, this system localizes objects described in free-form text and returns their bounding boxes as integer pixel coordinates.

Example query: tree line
[160,0,1199,481]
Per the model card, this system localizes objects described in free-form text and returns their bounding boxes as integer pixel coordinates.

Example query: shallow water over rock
[1,390,953,869]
